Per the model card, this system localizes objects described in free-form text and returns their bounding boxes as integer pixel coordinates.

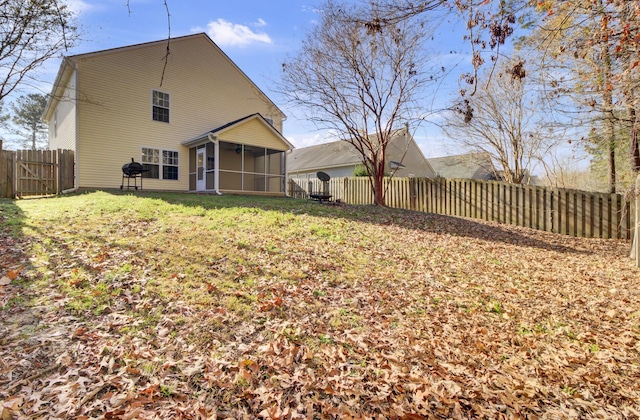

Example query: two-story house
[43,33,293,194]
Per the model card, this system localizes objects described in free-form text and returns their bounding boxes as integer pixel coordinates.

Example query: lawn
[1,191,639,419]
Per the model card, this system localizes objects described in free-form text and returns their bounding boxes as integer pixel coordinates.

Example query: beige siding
[48,70,77,152]
[73,34,286,190]
[218,119,288,150]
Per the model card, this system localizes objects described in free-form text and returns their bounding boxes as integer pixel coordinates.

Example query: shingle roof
[288,130,430,173]
[429,152,496,180]
[287,140,362,172]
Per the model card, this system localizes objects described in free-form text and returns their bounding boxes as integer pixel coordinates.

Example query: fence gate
[15,150,57,197]
[0,145,75,198]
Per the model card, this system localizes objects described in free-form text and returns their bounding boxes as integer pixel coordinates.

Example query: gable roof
[182,113,294,149]
[429,152,496,180]
[43,33,285,123]
[288,130,433,174]
[288,140,361,172]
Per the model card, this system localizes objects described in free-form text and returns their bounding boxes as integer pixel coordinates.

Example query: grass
[1,190,639,418]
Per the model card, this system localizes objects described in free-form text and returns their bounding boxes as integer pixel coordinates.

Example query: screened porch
[188,140,286,194]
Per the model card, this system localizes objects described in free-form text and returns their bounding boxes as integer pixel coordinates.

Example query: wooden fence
[0,142,75,198]
[289,176,635,240]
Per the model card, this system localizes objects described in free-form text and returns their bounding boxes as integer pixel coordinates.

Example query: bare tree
[520,0,626,193]
[0,0,77,102]
[526,1,640,174]
[356,0,528,95]
[280,1,432,205]
[444,59,557,183]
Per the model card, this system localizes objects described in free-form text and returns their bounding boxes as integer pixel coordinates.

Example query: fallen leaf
[7,266,23,280]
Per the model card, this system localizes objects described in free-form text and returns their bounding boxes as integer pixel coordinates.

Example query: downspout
[208,133,222,195]
[73,60,79,192]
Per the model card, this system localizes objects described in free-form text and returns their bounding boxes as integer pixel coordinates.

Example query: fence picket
[0,148,74,198]
[287,176,634,240]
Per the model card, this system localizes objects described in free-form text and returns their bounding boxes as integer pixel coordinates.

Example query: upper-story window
[152,90,170,123]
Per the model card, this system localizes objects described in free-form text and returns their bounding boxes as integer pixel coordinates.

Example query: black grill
[120,158,149,190]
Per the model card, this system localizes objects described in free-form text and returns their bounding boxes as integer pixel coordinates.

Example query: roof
[288,130,433,173]
[429,152,496,180]
[182,113,294,149]
[43,33,285,123]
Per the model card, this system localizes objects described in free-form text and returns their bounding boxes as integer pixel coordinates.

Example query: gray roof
[288,140,362,172]
[429,152,496,180]
[288,130,434,176]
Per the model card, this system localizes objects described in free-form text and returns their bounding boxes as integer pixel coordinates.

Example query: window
[152,90,170,123]
[163,150,179,180]
[141,147,178,180]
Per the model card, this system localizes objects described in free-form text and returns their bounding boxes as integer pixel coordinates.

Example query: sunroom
[182,114,293,195]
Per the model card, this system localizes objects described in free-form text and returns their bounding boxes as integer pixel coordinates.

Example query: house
[428,152,496,180]
[43,33,293,195]
[288,130,435,181]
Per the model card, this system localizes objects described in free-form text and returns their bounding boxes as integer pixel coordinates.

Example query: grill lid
[122,158,146,176]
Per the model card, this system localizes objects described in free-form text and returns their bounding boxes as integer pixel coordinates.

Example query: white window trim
[151,89,170,123]
[141,146,179,180]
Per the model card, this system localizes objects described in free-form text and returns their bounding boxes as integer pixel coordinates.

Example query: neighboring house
[429,152,496,180]
[494,169,532,184]
[43,33,293,195]
[288,130,435,181]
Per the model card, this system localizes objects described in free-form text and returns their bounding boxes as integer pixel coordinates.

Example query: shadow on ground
[99,190,597,255]
[0,199,71,397]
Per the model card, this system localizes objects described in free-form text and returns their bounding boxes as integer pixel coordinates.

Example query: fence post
[54,149,59,194]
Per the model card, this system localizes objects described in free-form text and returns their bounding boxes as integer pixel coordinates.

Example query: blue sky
[5,0,482,157]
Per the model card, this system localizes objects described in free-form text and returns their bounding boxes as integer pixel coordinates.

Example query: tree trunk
[608,133,616,193]
[601,27,616,194]
[626,98,640,174]
[632,119,640,173]
[373,160,386,206]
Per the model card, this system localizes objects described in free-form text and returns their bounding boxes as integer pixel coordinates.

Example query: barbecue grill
[120,158,149,190]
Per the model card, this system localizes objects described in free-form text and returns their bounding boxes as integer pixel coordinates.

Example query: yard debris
[0,192,639,418]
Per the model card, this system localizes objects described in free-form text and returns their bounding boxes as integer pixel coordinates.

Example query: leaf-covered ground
[1,191,639,419]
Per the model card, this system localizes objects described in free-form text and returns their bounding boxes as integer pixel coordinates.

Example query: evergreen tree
[10,93,48,150]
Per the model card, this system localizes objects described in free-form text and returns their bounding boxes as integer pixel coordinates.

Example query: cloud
[62,0,91,15]
[205,19,272,47]
[286,130,340,148]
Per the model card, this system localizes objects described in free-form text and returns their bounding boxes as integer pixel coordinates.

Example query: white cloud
[286,129,340,148]
[206,19,272,47]
[62,0,92,15]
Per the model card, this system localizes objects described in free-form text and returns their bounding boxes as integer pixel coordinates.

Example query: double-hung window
[152,90,170,123]
[142,147,178,180]
[163,150,179,180]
